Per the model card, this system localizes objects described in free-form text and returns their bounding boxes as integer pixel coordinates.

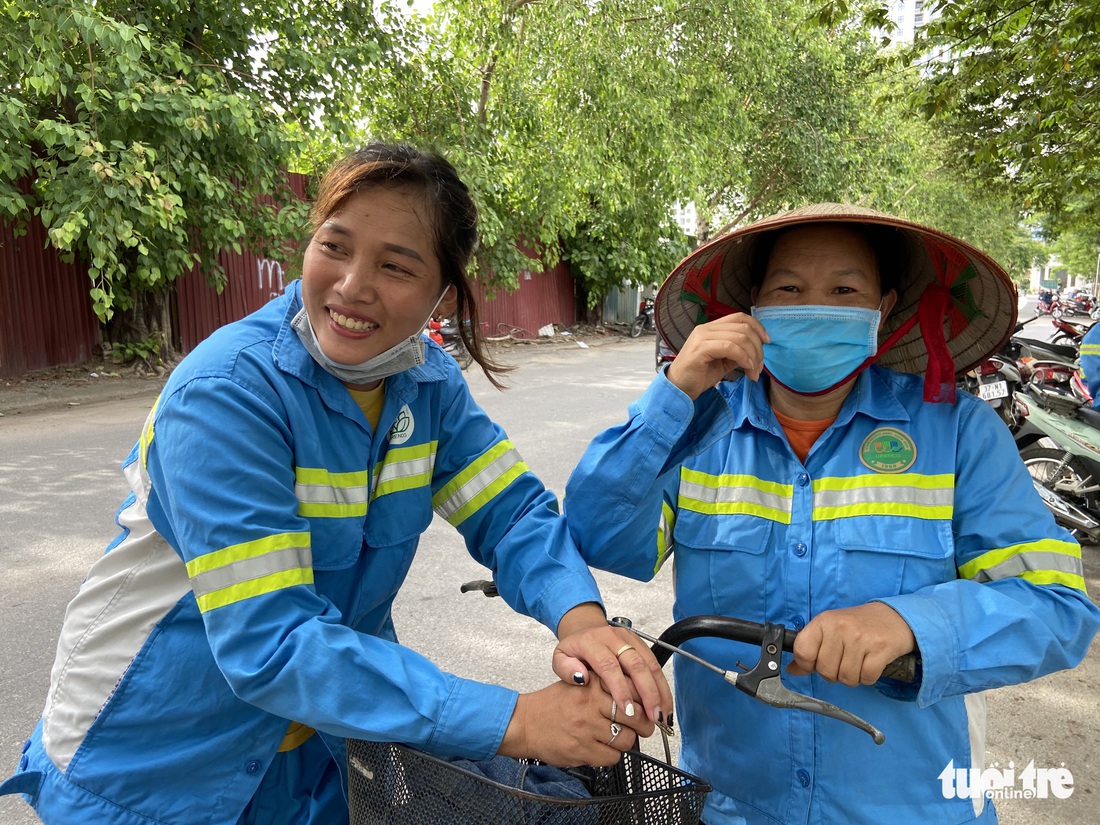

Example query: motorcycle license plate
[978,379,1008,401]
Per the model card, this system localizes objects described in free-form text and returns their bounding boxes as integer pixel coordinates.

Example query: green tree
[365,0,919,317]
[908,0,1100,222]
[0,0,396,360]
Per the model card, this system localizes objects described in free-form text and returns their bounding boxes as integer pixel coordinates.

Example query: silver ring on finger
[606,722,622,746]
[610,700,617,724]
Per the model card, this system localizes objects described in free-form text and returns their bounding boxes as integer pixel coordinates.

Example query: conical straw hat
[655,203,1018,378]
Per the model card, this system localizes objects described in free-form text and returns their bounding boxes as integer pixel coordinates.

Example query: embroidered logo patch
[859,427,916,473]
[388,405,414,445]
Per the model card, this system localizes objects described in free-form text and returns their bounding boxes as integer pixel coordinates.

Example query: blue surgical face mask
[751,304,882,394]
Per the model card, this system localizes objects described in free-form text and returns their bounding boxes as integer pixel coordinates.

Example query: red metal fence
[0,215,102,377]
[474,255,576,339]
[0,171,576,378]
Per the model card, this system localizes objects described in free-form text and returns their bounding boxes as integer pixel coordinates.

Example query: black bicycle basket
[347,739,712,825]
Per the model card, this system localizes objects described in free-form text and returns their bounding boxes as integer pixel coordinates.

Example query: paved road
[1,327,1097,823]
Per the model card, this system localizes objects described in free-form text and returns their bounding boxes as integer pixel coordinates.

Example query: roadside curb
[0,376,167,418]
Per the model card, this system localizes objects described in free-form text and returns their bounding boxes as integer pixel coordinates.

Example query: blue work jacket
[1079,322,1100,407]
[565,366,1100,825]
[3,281,603,825]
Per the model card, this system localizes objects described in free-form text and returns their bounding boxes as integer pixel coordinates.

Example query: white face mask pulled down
[292,291,449,386]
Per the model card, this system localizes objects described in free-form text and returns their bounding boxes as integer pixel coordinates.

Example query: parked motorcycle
[1063,290,1100,320]
[958,315,1047,429]
[1034,290,1064,319]
[1012,364,1100,543]
[958,354,1022,429]
[630,297,656,338]
[1010,315,1080,367]
[1048,316,1092,348]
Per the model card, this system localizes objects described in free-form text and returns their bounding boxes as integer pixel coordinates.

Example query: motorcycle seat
[1076,405,1100,430]
[1013,337,1079,361]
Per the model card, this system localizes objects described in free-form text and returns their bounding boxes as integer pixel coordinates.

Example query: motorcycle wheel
[1020,445,1100,519]
[630,315,646,338]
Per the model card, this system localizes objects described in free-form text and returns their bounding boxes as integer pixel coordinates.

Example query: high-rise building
[881,0,938,45]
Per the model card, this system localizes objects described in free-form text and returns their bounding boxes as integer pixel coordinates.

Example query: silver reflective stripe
[373,443,436,499]
[190,546,313,600]
[433,442,528,526]
[678,477,793,518]
[295,482,369,507]
[969,550,1084,583]
[813,484,953,510]
[42,476,191,771]
[295,468,369,517]
[655,502,675,574]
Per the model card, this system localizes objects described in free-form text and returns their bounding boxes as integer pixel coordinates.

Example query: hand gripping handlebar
[609,615,920,745]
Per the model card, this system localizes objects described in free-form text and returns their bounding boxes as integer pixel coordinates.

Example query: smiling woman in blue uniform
[564,204,1100,825]
[1,143,671,825]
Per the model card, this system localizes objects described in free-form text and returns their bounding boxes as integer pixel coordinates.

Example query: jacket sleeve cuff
[634,369,697,443]
[428,679,519,760]
[530,569,605,633]
[873,593,958,707]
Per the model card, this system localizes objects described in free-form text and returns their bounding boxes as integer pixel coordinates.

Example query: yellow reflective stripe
[186,532,313,612]
[654,500,675,574]
[958,538,1085,591]
[432,441,529,527]
[196,568,314,612]
[295,467,369,518]
[139,394,161,469]
[1080,344,1100,356]
[678,468,793,524]
[373,441,436,499]
[812,473,954,521]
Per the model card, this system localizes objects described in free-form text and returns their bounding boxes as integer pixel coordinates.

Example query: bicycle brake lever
[610,616,888,744]
[735,622,886,745]
[459,579,499,597]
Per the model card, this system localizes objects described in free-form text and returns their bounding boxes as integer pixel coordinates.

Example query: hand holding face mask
[665,313,770,400]
[751,304,881,395]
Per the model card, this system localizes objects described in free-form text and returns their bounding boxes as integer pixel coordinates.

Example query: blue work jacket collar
[721,365,913,434]
[271,281,449,424]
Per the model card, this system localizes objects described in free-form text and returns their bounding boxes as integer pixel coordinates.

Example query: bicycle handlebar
[651,614,918,683]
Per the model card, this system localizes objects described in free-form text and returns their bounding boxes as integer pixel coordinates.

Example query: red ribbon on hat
[917,282,956,403]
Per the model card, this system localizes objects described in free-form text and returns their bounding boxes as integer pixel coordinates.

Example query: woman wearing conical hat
[566,205,1100,825]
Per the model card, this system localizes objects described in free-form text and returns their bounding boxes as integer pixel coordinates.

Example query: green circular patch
[859,427,917,473]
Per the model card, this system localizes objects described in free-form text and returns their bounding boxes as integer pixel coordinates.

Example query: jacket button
[792,615,806,630]
[19,755,28,771]
[793,542,807,557]
[797,769,810,787]
[797,473,810,487]
[245,760,262,775]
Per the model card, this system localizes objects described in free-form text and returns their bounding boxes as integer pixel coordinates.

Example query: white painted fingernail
[625,702,636,718]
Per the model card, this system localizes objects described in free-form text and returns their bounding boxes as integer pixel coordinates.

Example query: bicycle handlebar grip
[654,615,918,684]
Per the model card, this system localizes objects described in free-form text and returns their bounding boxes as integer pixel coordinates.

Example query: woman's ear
[880,288,898,320]
[438,283,458,317]
[750,286,759,306]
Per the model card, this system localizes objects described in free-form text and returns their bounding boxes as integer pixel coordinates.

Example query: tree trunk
[104,288,178,369]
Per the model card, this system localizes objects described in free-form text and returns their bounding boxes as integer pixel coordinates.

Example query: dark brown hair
[310,143,511,388]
